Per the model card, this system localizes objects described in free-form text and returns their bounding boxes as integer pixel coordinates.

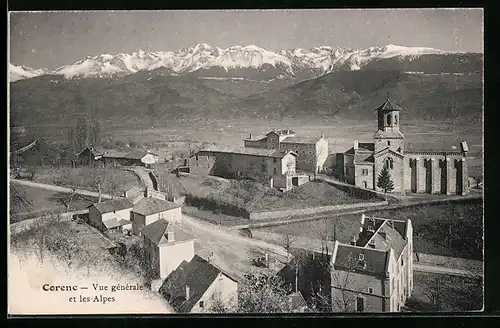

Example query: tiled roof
[91,199,134,214]
[373,130,405,139]
[281,136,322,144]
[267,129,296,136]
[102,217,121,229]
[371,221,407,260]
[405,143,466,155]
[374,99,402,111]
[159,254,222,313]
[102,150,130,158]
[132,197,181,216]
[126,150,158,160]
[354,153,374,164]
[140,219,170,245]
[140,219,195,246]
[344,143,375,155]
[334,244,389,275]
[243,135,267,141]
[195,145,294,159]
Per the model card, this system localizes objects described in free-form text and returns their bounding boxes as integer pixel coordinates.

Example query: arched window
[385,157,394,170]
[386,115,391,125]
[394,115,398,125]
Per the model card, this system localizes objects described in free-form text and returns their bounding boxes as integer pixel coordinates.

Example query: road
[10,179,120,200]
[414,263,482,279]
[121,167,155,190]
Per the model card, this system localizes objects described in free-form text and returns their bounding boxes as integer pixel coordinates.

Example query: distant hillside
[225,70,483,123]
[9,69,483,127]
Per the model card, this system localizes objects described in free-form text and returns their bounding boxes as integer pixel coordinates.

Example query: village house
[159,254,238,313]
[88,199,134,234]
[141,219,196,280]
[330,214,413,313]
[131,197,182,236]
[339,97,469,195]
[190,145,309,191]
[77,147,159,168]
[243,129,329,173]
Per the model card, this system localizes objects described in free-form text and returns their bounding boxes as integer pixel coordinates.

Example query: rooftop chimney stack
[369,239,376,248]
[249,133,252,139]
[354,140,359,151]
[166,230,175,242]
[350,236,357,246]
[460,141,469,153]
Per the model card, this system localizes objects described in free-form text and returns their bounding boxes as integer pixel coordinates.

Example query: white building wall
[315,138,329,172]
[190,273,238,313]
[158,240,195,279]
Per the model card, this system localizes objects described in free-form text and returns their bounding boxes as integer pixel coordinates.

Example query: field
[9,185,99,222]
[406,272,483,312]
[19,118,483,180]
[31,166,143,196]
[257,200,483,260]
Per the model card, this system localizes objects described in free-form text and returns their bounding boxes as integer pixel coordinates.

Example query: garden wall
[10,209,89,235]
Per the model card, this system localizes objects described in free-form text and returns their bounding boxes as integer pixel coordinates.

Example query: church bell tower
[374,94,405,153]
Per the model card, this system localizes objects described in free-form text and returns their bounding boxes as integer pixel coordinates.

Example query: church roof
[374,130,405,139]
[374,99,402,112]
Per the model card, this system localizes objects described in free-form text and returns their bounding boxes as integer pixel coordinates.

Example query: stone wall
[249,201,388,221]
[10,209,89,235]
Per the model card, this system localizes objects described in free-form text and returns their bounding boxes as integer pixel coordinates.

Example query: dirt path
[178,214,290,282]
[11,179,120,200]
[121,167,155,190]
[414,263,482,279]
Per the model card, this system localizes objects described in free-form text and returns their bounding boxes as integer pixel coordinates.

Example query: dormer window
[358,254,364,261]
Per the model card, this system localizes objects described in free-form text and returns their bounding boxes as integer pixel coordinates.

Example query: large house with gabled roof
[340,97,469,194]
[159,254,238,313]
[330,213,413,313]
[243,129,329,173]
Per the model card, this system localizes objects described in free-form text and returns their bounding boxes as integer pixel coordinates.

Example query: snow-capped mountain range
[9,43,464,82]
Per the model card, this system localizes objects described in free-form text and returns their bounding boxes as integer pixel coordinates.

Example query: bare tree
[75,117,88,151]
[280,234,295,262]
[330,253,370,312]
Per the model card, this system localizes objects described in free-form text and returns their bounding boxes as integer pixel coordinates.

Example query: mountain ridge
[9,43,481,82]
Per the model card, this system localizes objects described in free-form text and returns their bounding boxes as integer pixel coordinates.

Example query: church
[339,98,469,195]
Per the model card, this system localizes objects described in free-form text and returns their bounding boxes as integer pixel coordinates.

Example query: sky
[9,9,483,69]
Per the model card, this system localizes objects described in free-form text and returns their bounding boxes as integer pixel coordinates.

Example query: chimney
[166,230,175,242]
[249,133,252,139]
[354,140,359,151]
[350,236,357,246]
[460,141,469,153]
[185,285,190,301]
[368,239,376,248]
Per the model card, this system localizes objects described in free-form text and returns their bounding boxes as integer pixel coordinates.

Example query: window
[199,301,204,308]
[368,287,373,294]
[395,116,398,125]
[261,165,266,172]
[358,253,364,261]
[362,169,368,176]
[363,181,368,188]
[388,141,391,146]
[273,167,277,174]
[273,158,276,163]
[387,115,391,125]
[196,156,199,161]
[356,297,365,312]
[401,258,404,267]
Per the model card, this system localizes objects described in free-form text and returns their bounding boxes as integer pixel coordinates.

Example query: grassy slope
[33,167,143,196]
[9,185,99,222]
[260,200,483,260]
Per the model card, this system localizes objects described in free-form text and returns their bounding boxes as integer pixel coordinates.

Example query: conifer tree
[377,166,394,194]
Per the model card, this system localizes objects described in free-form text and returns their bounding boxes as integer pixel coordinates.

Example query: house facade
[340,98,469,195]
[141,219,196,280]
[131,197,182,236]
[330,214,413,313]
[159,254,238,313]
[88,199,134,234]
[190,145,306,191]
[244,129,329,173]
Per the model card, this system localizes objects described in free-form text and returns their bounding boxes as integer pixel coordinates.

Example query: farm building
[141,219,196,280]
[190,145,309,191]
[339,98,469,195]
[77,147,105,166]
[102,150,159,168]
[159,254,238,313]
[243,129,329,173]
[88,199,134,234]
[131,197,182,236]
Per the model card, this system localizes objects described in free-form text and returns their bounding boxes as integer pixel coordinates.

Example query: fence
[248,201,388,221]
[10,209,89,235]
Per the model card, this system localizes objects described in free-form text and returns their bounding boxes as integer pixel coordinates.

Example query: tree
[89,118,101,147]
[331,253,370,312]
[377,166,394,194]
[280,234,295,262]
[75,117,88,151]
